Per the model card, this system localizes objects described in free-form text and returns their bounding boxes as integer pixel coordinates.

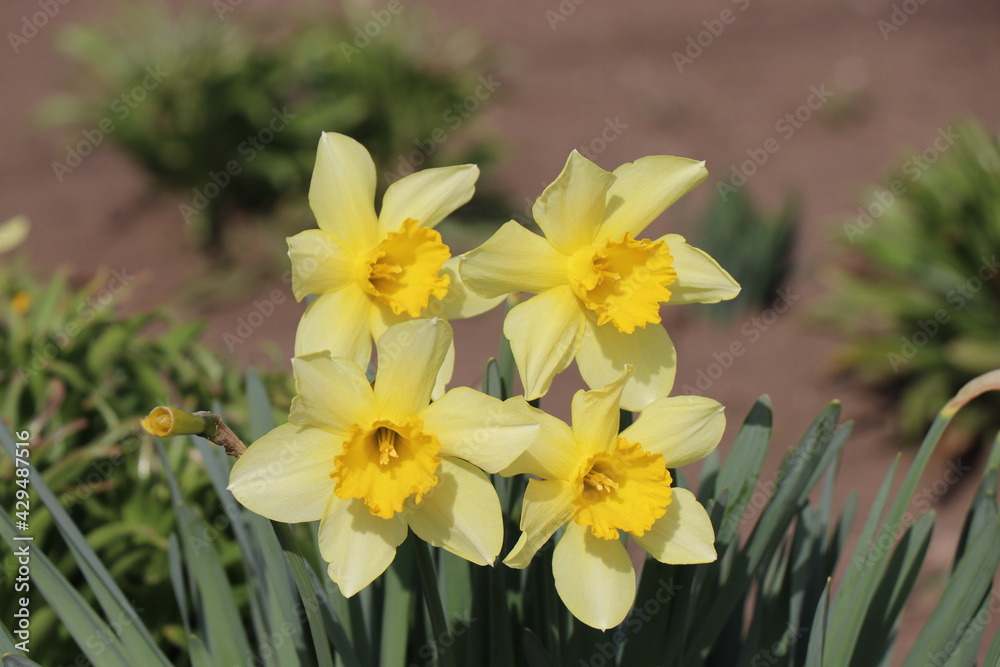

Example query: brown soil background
[3,0,1000,662]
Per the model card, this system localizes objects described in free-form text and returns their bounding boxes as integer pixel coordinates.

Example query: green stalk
[414,535,457,667]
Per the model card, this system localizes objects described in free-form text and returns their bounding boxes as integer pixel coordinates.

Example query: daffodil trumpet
[501,368,726,630]
[228,318,540,596]
[461,149,741,411]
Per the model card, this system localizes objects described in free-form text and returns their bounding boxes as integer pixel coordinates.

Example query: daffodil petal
[500,398,581,479]
[632,488,716,564]
[431,339,455,401]
[407,458,502,565]
[576,319,676,412]
[419,387,539,473]
[571,370,632,456]
[504,286,586,401]
[599,156,708,242]
[533,151,616,255]
[459,221,568,299]
[428,256,505,319]
[374,318,452,421]
[289,354,378,434]
[553,522,635,630]
[379,165,479,235]
[228,423,337,523]
[294,289,373,368]
[660,234,740,304]
[503,478,575,569]
[310,132,379,251]
[286,229,354,300]
[620,396,725,468]
[319,495,407,597]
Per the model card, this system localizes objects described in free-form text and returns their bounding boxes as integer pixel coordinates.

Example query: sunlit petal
[228,423,338,524]
[310,132,379,251]
[552,522,635,630]
[632,488,716,564]
[407,458,503,565]
[620,396,725,468]
[294,289,374,369]
[379,164,479,235]
[533,151,616,255]
[459,221,568,298]
[503,479,575,569]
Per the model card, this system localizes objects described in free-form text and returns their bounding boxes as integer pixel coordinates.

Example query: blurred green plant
[693,188,797,321]
[817,119,1000,451]
[3,347,999,666]
[0,263,293,665]
[44,1,502,250]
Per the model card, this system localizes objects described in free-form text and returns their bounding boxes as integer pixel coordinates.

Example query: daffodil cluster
[228,132,740,631]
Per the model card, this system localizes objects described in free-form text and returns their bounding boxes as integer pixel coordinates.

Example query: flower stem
[413,535,456,667]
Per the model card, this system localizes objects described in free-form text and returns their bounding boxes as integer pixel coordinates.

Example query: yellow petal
[0,216,30,255]
[427,256,506,319]
[576,319,676,412]
[599,156,708,242]
[228,423,338,523]
[504,286,586,401]
[570,370,633,456]
[533,151,616,255]
[294,288,374,368]
[632,488,716,564]
[419,387,539,473]
[407,458,503,565]
[459,221,568,299]
[503,478,576,569]
[290,354,378,434]
[620,396,725,468]
[379,165,479,235]
[319,495,408,597]
[659,234,740,304]
[287,229,354,300]
[431,338,455,401]
[374,318,452,422]
[552,522,635,630]
[500,398,581,479]
[310,132,379,251]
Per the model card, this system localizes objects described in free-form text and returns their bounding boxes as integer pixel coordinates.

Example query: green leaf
[0,423,170,666]
[902,514,1000,666]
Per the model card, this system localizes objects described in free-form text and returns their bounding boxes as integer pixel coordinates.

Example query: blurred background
[1,0,999,662]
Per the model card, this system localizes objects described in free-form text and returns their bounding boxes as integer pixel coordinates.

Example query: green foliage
[3,345,998,666]
[818,120,1000,447]
[0,267,292,665]
[693,188,797,321]
[45,1,502,248]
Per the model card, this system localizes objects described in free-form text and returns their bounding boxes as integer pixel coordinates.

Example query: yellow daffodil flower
[502,370,724,630]
[460,150,740,410]
[228,318,539,597]
[289,132,503,396]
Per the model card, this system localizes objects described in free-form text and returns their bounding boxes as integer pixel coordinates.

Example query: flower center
[332,416,441,519]
[358,218,451,317]
[567,233,677,334]
[572,438,673,540]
